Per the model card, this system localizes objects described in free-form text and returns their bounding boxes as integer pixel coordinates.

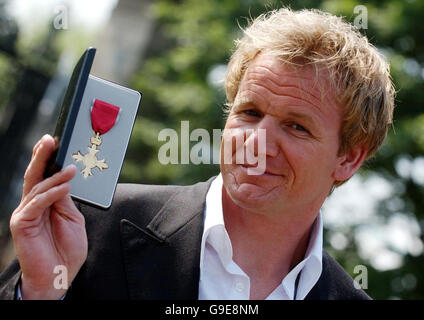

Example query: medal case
[44,47,142,209]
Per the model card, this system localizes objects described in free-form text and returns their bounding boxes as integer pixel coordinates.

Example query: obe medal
[72,99,120,178]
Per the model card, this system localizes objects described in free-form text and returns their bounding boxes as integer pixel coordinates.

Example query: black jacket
[0,177,370,300]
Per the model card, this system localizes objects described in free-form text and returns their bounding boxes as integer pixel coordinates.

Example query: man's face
[220,53,344,216]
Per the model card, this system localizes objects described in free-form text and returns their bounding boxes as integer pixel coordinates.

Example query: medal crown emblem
[90,133,102,146]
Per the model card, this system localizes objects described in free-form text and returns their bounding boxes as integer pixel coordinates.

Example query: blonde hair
[225,8,395,186]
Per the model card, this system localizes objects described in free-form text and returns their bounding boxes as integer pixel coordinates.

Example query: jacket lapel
[120,177,215,300]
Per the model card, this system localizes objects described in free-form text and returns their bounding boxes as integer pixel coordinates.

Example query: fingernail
[64,164,76,172]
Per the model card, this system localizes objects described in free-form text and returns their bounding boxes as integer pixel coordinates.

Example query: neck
[221,186,319,299]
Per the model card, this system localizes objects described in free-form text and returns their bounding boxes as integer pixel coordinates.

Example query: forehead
[234,53,340,117]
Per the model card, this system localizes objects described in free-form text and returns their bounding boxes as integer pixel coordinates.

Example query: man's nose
[245,116,280,158]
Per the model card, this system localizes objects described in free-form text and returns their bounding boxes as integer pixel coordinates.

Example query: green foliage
[123,0,424,299]
[0,53,19,113]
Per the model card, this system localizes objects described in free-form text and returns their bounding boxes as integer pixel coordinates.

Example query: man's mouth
[240,163,282,176]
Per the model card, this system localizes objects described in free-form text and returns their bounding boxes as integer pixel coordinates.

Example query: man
[0,8,394,300]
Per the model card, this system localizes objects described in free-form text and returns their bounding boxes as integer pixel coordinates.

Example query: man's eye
[291,123,308,132]
[244,109,261,117]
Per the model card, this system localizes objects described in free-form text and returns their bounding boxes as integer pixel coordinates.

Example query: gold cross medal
[72,99,120,178]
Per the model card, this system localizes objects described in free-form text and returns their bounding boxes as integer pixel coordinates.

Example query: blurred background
[0,0,423,299]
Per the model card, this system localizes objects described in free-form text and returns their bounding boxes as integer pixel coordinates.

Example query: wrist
[20,275,67,300]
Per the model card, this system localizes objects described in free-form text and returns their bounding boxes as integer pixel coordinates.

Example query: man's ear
[332,145,368,182]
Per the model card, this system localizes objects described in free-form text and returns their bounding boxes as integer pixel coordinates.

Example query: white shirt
[198,174,323,300]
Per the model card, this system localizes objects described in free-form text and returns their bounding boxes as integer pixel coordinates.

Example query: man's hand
[9,134,88,300]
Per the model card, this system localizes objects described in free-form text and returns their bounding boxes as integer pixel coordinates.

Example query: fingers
[26,182,71,221]
[51,193,85,225]
[10,182,71,231]
[30,136,45,160]
[23,135,58,199]
[19,164,77,210]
